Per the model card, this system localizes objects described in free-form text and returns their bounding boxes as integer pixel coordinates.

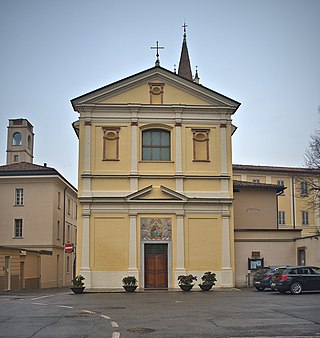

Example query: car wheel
[290,282,302,295]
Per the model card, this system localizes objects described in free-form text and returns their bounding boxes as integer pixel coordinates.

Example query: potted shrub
[199,271,217,291]
[122,276,138,292]
[71,275,85,294]
[178,274,197,291]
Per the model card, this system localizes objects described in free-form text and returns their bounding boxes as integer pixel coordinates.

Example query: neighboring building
[0,119,77,290]
[0,246,44,291]
[233,180,301,286]
[72,30,240,289]
[233,164,320,235]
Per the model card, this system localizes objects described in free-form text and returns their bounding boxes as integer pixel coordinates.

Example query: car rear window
[255,268,269,274]
[275,268,286,275]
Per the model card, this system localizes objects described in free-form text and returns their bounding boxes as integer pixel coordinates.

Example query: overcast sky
[0,0,319,187]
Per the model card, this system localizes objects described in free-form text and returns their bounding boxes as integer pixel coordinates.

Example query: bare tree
[302,105,320,210]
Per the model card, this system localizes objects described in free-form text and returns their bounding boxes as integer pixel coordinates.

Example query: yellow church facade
[72,57,240,289]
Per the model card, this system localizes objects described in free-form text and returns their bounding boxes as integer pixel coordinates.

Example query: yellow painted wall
[185,215,222,270]
[183,125,221,175]
[184,179,221,192]
[138,179,175,191]
[91,215,129,271]
[92,178,130,191]
[100,82,211,105]
[92,124,131,174]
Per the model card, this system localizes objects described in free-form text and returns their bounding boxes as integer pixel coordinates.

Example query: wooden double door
[144,244,168,289]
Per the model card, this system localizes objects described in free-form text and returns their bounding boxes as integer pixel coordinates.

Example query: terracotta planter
[179,284,194,292]
[71,287,85,294]
[123,285,137,292]
[199,284,213,291]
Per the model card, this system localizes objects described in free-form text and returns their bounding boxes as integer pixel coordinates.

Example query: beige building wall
[0,247,41,291]
[233,165,320,236]
[0,167,77,289]
[295,235,320,266]
[233,182,301,286]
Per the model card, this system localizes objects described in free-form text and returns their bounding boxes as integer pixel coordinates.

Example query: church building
[72,28,319,290]
[72,28,240,289]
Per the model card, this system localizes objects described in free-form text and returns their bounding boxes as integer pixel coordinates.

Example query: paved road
[1,287,320,337]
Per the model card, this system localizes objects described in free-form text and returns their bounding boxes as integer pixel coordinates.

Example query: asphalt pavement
[1,287,320,337]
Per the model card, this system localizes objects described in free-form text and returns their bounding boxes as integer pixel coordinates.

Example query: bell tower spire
[178,22,192,80]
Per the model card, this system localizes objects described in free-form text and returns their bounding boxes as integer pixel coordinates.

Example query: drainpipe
[292,177,296,229]
[63,187,67,245]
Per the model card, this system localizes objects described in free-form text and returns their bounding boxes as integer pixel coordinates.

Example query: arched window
[142,129,170,161]
[12,132,22,146]
[27,135,32,149]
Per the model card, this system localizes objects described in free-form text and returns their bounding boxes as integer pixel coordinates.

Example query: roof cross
[150,41,164,66]
[183,22,188,33]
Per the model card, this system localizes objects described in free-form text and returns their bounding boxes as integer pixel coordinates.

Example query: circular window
[106,131,116,140]
[195,133,206,141]
[152,86,161,95]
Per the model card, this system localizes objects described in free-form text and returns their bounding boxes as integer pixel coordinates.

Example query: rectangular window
[302,211,309,225]
[68,199,71,215]
[142,129,170,161]
[192,129,210,161]
[66,256,70,274]
[15,188,24,205]
[277,180,285,195]
[58,191,61,209]
[102,127,120,160]
[300,181,308,196]
[278,211,286,225]
[67,225,70,242]
[14,219,23,238]
[14,155,19,162]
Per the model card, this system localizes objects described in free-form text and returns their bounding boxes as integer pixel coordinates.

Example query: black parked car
[271,266,320,294]
[253,266,287,291]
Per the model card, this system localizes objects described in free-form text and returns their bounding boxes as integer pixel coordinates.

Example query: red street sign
[64,243,74,253]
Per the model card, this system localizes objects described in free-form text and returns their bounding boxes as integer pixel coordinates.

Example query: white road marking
[32,302,47,306]
[57,305,74,309]
[112,332,120,338]
[111,321,119,328]
[82,309,96,314]
[100,314,111,319]
[30,295,55,301]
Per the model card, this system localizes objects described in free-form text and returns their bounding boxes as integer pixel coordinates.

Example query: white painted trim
[128,214,138,275]
[83,121,91,174]
[140,240,172,289]
[220,126,228,175]
[174,215,186,286]
[79,214,91,288]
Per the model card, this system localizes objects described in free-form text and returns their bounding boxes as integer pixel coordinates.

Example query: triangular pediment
[126,185,188,201]
[71,66,240,109]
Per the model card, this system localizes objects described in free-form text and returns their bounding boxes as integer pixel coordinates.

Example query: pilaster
[221,213,233,287]
[128,213,139,277]
[79,207,91,288]
[174,213,186,286]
